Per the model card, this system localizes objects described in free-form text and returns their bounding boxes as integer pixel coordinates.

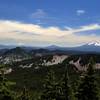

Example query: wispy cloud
[76,10,85,16]
[0,20,100,46]
[73,24,100,33]
[31,9,47,19]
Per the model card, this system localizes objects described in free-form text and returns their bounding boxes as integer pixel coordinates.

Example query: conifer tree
[76,58,99,100]
[17,73,31,100]
[18,87,31,100]
[0,68,14,100]
[41,70,60,100]
[59,66,75,100]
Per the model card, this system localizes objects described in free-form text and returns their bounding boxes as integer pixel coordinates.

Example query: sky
[0,0,100,47]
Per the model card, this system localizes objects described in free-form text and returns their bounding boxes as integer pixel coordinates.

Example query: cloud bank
[0,20,100,46]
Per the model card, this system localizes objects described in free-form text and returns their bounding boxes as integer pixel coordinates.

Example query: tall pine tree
[17,87,31,100]
[0,68,14,100]
[17,72,31,100]
[59,65,75,100]
[76,58,99,100]
[40,70,61,100]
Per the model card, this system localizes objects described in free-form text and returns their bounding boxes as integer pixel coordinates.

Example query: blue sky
[0,0,100,46]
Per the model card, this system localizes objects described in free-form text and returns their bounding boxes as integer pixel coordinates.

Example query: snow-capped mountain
[87,41,100,46]
[68,41,100,53]
[44,42,100,53]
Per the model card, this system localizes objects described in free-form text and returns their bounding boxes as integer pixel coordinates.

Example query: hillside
[0,47,100,99]
[0,53,99,98]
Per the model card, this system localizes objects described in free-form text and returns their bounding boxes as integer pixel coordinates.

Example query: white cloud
[0,20,100,46]
[31,9,47,19]
[76,10,85,16]
[73,24,100,33]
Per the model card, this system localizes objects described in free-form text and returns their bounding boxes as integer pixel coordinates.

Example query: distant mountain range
[0,42,100,53]
[45,42,100,53]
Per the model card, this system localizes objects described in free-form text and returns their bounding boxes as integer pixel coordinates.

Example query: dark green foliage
[40,69,75,100]
[17,87,31,100]
[59,68,75,100]
[0,70,14,100]
[76,58,99,100]
[40,70,60,100]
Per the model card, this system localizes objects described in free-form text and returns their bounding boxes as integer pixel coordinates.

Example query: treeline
[0,58,100,100]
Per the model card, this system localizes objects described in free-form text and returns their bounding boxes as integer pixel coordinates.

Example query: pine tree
[40,70,60,100]
[17,73,31,100]
[0,69,14,100]
[76,58,99,100]
[59,66,75,100]
[18,87,31,100]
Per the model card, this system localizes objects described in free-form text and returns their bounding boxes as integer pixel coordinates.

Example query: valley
[0,43,100,99]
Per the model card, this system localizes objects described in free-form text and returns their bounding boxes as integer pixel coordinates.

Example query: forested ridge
[0,57,100,100]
